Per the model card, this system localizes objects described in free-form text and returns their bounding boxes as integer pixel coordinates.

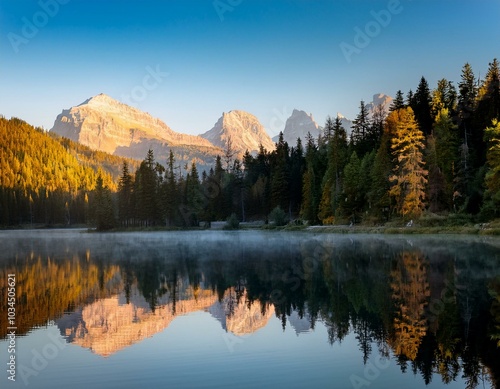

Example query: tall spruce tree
[289,138,305,216]
[390,90,405,112]
[118,161,133,226]
[301,133,319,224]
[185,162,203,226]
[232,159,245,220]
[318,116,348,223]
[433,108,459,209]
[368,103,386,150]
[93,174,115,231]
[270,132,290,211]
[351,100,371,156]
[482,119,500,217]
[426,135,447,212]
[359,151,375,214]
[457,63,477,143]
[413,77,433,136]
[341,151,362,223]
[163,150,178,226]
[370,131,393,221]
[453,142,472,212]
[406,89,415,107]
[475,59,500,165]
[136,149,158,225]
[455,63,478,211]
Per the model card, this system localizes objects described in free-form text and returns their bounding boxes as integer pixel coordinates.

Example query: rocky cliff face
[200,110,275,158]
[365,93,393,119]
[272,109,321,145]
[50,94,221,167]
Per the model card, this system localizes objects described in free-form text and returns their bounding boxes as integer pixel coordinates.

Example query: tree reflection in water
[0,233,499,387]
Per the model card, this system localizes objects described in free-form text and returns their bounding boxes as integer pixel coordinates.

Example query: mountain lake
[0,230,499,389]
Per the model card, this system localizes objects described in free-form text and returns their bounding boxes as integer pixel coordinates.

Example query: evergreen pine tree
[426,135,447,212]
[413,77,433,135]
[482,119,500,217]
[474,59,500,165]
[301,133,319,224]
[359,150,375,214]
[390,90,405,112]
[270,133,290,212]
[406,89,415,107]
[341,151,362,223]
[318,116,348,223]
[351,101,370,155]
[433,108,459,209]
[457,63,477,145]
[185,162,202,226]
[118,161,133,226]
[136,149,158,225]
[212,155,225,219]
[289,138,305,216]
[368,103,386,150]
[370,131,393,221]
[163,150,178,226]
[93,175,115,231]
[453,142,472,212]
[323,116,335,142]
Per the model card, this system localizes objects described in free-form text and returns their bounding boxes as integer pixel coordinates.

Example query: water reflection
[57,285,217,357]
[0,231,499,387]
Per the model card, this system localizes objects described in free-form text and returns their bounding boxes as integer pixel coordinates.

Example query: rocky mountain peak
[50,94,220,168]
[200,110,275,157]
[272,108,321,144]
[365,93,393,118]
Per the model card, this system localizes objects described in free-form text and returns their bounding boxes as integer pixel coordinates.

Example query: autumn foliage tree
[3,59,500,228]
[390,251,430,361]
[389,108,428,219]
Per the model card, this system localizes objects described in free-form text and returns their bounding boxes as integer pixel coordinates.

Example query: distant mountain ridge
[51,94,221,168]
[50,93,392,168]
[270,94,391,145]
[337,93,393,137]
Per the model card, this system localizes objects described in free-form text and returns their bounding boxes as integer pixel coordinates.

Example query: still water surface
[0,230,499,388]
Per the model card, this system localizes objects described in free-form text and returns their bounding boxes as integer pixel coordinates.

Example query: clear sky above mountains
[1,0,499,137]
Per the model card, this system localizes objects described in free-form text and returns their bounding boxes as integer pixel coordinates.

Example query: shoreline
[1,222,500,236]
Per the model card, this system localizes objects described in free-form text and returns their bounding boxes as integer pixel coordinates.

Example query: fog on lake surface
[0,230,499,389]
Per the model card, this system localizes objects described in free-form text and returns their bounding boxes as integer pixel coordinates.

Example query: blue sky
[1,0,499,137]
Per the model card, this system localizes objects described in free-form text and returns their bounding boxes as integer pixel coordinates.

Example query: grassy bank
[4,216,500,236]
[263,215,500,235]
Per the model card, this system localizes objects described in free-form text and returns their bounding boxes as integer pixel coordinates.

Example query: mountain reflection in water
[0,231,499,388]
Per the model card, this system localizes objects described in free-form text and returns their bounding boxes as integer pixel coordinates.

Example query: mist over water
[1,230,500,388]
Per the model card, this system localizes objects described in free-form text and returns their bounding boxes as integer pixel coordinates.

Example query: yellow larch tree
[389,107,428,219]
